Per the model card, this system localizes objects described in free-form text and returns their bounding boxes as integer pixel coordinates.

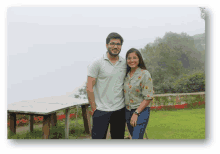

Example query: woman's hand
[130,114,138,127]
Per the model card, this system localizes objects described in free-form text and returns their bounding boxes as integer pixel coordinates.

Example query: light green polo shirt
[87,53,127,111]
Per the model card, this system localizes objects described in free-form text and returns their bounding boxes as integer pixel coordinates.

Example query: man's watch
[134,110,140,116]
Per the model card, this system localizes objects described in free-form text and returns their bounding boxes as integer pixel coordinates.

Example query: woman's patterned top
[124,67,153,110]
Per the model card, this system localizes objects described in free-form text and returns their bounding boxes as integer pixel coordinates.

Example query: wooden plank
[65,108,70,139]
[81,105,91,134]
[29,115,34,132]
[9,113,16,134]
[51,112,57,127]
[42,114,51,139]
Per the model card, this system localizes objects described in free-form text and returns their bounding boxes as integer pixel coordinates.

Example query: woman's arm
[130,99,152,127]
[136,99,152,114]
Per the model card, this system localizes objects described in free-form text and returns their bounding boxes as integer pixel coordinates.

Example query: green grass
[147,108,205,139]
[8,108,205,139]
[8,118,88,139]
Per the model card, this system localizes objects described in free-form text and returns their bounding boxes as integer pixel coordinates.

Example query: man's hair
[106,32,124,45]
[125,48,147,76]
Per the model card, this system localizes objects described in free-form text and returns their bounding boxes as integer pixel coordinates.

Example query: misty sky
[7,7,205,105]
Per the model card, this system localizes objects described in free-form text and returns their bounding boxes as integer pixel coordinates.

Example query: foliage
[150,93,205,111]
[173,71,205,93]
[74,85,87,99]
[141,32,205,94]
[8,118,87,139]
[199,7,207,21]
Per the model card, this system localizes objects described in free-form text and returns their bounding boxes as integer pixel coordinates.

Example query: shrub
[173,71,205,93]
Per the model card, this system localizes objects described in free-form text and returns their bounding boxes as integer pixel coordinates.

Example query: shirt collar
[128,67,142,79]
[131,67,141,74]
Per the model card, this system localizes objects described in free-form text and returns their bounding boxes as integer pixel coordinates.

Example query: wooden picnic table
[7,95,91,139]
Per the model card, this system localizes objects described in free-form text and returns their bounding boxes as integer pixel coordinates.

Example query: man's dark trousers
[92,107,125,139]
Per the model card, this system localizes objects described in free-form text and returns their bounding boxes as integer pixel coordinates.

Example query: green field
[146,108,205,139]
[8,108,205,139]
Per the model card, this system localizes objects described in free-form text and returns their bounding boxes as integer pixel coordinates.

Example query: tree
[140,32,205,94]
[74,84,87,99]
[199,7,207,21]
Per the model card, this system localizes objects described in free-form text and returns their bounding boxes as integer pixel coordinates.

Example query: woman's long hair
[125,48,147,76]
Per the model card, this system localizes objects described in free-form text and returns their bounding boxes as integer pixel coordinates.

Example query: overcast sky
[7,7,205,104]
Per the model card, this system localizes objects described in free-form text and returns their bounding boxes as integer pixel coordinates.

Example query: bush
[173,71,205,93]
[154,81,175,94]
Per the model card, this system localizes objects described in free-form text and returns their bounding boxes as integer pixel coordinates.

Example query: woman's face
[127,52,139,69]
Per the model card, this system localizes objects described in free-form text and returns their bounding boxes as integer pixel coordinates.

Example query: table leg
[65,108,70,139]
[42,114,51,139]
[9,113,16,134]
[51,113,57,127]
[81,105,91,134]
[29,115,34,132]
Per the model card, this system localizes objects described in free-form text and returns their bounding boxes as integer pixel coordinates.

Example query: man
[86,32,127,139]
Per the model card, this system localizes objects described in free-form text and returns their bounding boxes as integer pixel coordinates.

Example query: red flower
[136,89,140,92]
[38,116,43,121]
[130,99,134,103]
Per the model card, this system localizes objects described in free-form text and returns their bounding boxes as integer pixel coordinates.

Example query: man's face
[106,39,122,57]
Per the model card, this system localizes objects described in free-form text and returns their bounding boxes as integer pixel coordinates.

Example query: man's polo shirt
[87,53,127,111]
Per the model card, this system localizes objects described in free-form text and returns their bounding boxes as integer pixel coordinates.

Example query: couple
[86,32,153,139]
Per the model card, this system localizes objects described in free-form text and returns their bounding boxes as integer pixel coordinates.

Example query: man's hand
[92,108,96,116]
[91,102,97,116]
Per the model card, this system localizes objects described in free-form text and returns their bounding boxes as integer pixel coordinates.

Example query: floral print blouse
[124,67,153,111]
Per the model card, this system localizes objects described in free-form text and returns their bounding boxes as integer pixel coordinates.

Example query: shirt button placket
[128,81,131,110]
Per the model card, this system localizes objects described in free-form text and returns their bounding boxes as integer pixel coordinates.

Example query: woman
[124,48,153,139]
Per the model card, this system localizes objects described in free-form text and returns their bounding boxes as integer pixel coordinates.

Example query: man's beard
[108,48,121,57]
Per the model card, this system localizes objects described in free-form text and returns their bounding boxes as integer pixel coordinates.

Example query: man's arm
[86,76,96,114]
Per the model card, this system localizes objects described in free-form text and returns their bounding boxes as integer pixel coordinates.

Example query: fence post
[81,104,91,134]
[9,113,16,134]
[29,115,34,132]
[65,108,70,139]
[176,95,181,104]
[42,114,51,139]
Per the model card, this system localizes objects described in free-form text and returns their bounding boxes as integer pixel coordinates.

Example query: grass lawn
[8,108,205,139]
[147,108,205,139]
